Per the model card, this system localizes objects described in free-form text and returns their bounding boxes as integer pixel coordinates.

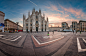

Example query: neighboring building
[77,23,80,31]
[49,26,61,31]
[62,22,68,31]
[0,11,5,32]
[23,8,49,32]
[4,19,23,32]
[79,20,86,32]
[63,25,72,32]
[72,21,77,31]
[70,25,72,29]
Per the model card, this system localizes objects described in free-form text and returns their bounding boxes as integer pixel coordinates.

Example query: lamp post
[16,22,19,32]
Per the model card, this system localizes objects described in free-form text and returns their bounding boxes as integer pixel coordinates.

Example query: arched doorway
[36,27,38,32]
[41,29,43,32]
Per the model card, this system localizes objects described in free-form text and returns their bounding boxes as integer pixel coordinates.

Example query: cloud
[28,0,37,6]
[60,5,86,19]
[45,4,64,13]
[43,6,79,27]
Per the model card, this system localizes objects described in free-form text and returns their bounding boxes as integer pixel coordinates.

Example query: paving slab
[64,35,86,56]
[20,34,35,56]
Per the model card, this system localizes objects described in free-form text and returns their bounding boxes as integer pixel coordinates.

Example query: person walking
[53,31,54,34]
[80,31,81,34]
[73,31,74,34]
[47,31,49,36]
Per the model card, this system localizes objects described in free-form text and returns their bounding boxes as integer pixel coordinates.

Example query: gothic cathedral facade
[23,8,49,32]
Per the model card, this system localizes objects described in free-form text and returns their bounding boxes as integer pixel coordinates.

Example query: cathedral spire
[23,14,25,19]
[28,11,30,17]
[43,13,45,17]
[32,8,35,14]
[39,9,41,14]
[47,17,48,22]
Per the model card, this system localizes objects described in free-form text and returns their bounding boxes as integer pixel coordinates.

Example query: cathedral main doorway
[36,27,38,32]
[42,29,43,32]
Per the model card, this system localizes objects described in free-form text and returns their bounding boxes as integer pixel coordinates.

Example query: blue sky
[0,0,86,27]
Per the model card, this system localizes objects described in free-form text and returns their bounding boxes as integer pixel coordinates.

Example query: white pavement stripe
[77,38,86,52]
[10,36,17,40]
[0,36,17,41]
[33,36,41,45]
[41,36,64,45]
[0,35,5,36]
[32,36,64,45]
[10,36,21,41]
[77,38,82,52]
[82,39,86,43]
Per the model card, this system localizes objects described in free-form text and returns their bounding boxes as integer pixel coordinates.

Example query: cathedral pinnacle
[43,13,45,17]
[39,9,41,14]
[28,11,30,17]
[32,8,35,14]
[23,14,26,19]
[47,17,48,21]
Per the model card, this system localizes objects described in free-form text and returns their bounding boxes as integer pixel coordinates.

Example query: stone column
[46,18,49,31]
[38,14,41,32]
[23,14,26,32]
[28,11,30,32]
[43,18,45,31]
[32,13,36,32]
[28,18,30,32]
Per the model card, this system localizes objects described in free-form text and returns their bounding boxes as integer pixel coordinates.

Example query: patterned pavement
[0,32,86,56]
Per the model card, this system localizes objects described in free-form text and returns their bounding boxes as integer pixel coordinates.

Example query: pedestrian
[80,31,81,34]
[47,31,49,36]
[76,31,77,33]
[53,31,54,34]
[73,31,74,33]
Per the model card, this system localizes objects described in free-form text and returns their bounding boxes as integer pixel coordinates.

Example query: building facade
[72,21,77,31]
[62,22,68,31]
[0,11,5,32]
[79,20,86,32]
[23,8,49,32]
[77,23,80,31]
[4,19,23,32]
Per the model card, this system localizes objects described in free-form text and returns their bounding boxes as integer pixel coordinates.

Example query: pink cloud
[65,15,69,17]
[43,4,83,27]
[45,5,64,13]
[44,12,79,27]
[60,5,85,18]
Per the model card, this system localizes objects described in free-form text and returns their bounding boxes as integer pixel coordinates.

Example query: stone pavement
[64,32,86,56]
[0,32,86,56]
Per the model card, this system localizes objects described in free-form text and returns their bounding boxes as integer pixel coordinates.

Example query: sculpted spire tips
[43,13,45,17]
[28,11,30,17]
[39,9,41,14]
[47,17,48,21]
[32,8,35,14]
[23,14,26,19]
